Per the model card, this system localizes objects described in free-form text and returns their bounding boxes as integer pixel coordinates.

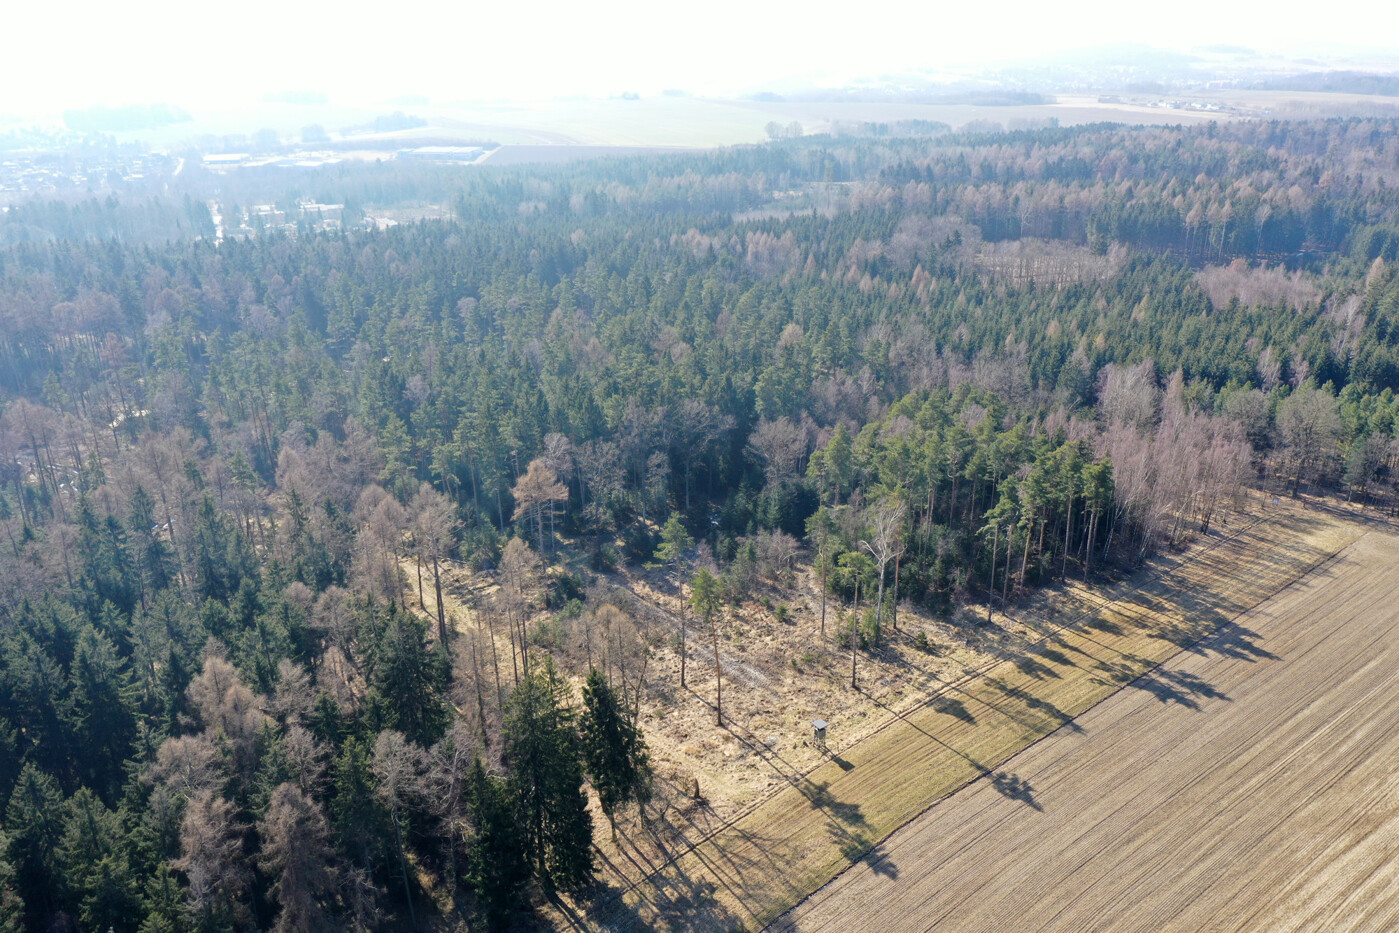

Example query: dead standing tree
[860,498,905,637]
[412,482,460,646]
[499,537,538,679]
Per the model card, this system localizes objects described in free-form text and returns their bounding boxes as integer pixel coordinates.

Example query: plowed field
[582,505,1361,931]
[776,520,1399,932]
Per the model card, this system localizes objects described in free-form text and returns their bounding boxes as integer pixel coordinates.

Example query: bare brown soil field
[778,515,1399,933]
[561,503,1356,931]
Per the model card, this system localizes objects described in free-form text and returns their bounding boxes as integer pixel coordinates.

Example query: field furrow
[777,520,1399,933]
[579,505,1358,931]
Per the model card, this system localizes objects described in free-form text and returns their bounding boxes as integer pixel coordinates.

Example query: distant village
[0,147,179,200]
[0,140,488,209]
[201,145,487,173]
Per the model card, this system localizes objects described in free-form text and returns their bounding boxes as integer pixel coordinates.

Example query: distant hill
[62,103,192,133]
[749,89,1053,106]
[1250,71,1399,96]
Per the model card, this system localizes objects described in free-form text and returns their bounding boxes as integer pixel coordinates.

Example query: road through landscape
[775,523,1399,933]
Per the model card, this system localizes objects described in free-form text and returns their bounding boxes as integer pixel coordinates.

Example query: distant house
[395,146,484,164]
[297,201,345,230]
[203,153,250,168]
[249,204,288,229]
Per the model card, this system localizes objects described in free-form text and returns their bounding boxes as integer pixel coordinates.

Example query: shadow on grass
[986,677,1084,734]
[930,694,976,725]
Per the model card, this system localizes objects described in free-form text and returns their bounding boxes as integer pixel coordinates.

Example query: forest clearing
[425,497,1358,931]
[777,512,1399,933]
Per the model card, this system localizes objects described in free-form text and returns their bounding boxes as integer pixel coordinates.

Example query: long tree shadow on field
[929,693,977,724]
[985,677,1084,734]
[799,778,878,861]
[608,815,807,931]
[1158,620,1280,663]
[1124,619,1280,709]
[863,839,899,879]
[991,771,1042,811]
[1008,651,1062,680]
[1129,667,1230,709]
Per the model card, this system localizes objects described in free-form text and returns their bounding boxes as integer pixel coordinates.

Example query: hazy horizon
[4,0,1399,119]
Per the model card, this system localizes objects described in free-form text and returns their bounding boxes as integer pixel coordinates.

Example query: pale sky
[4,0,1398,115]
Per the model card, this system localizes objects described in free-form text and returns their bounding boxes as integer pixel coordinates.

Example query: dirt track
[578,505,1358,931]
[775,522,1399,933]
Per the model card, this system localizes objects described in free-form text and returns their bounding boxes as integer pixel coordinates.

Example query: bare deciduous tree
[1278,386,1342,496]
[350,486,406,604]
[499,537,538,678]
[272,659,316,727]
[282,726,330,794]
[151,733,219,799]
[412,482,460,645]
[187,650,266,777]
[747,416,806,488]
[176,791,252,929]
[371,730,426,926]
[511,459,568,555]
[259,783,340,933]
[861,499,905,637]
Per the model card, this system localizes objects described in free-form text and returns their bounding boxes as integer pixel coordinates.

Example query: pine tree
[654,515,694,685]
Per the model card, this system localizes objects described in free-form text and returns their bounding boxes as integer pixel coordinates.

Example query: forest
[2,117,1399,931]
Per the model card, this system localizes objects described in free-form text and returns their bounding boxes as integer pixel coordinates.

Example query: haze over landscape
[3,4,1399,933]
[5,0,1399,121]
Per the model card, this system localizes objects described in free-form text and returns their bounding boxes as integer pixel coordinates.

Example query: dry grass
[562,501,1356,931]
[416,499,1360,931]
[779,511,1399,932]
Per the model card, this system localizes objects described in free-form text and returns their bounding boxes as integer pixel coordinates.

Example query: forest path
[776,523,1399,932]
[574,504,1358,931]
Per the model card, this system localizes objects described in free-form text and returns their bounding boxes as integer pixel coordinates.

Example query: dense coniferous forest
[3,118,1399,930]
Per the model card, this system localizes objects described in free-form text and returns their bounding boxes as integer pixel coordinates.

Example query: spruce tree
[127,485,173,601]
[0,828,24,933]
[464,756,529,929]
[580,669,650,836]
[67,627,139,798]
[504,658,593,891]
[369,604,450,747]
[5,763,63,928]
[60,788,141,933]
